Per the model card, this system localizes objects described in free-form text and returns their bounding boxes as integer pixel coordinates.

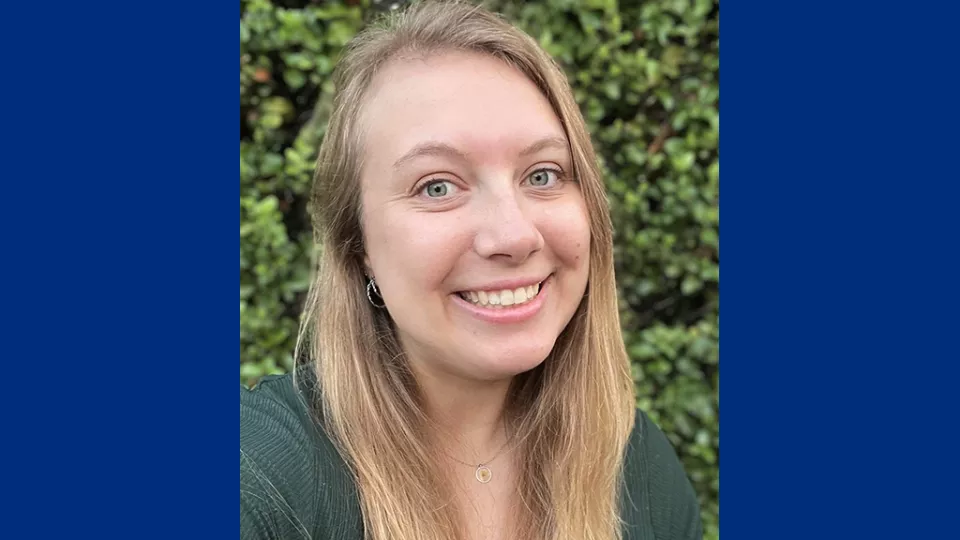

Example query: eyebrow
[392,136,570,171]
[518,136,569,158]
[392,142,468,171]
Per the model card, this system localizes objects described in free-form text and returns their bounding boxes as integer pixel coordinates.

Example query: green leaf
[260,153,284,176]
[284,53,314,70]
[681,276,702,295]
[669,150,695,171]
[283,69,306,89]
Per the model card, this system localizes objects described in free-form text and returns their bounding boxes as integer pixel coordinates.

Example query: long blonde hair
[296,1,635,538]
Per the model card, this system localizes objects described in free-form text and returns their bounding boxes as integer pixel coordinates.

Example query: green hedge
[240,1,719,538]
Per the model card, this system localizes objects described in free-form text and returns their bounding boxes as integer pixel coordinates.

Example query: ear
[363,255,373,279]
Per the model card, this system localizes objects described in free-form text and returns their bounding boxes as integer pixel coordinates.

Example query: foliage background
[240,0,719,537]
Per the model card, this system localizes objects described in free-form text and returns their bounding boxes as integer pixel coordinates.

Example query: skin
[358,50,591,537]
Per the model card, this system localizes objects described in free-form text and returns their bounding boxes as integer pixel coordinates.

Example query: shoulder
[621,409,703,540]
[241,369,320,453]
[241,369,325,476]
[240,369,361,539]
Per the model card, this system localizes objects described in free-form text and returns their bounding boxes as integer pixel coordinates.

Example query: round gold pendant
[475,465,492,484]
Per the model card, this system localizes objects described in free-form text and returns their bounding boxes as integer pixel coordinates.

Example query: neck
[412,363,514,463]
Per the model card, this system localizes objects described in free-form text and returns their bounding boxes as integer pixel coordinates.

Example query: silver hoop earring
[366,278,386,309]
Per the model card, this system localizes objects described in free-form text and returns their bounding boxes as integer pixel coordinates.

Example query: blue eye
[421,180,457,198]
[527,169,560,187]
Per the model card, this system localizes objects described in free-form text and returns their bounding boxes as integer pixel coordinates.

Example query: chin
[469,342,555,380]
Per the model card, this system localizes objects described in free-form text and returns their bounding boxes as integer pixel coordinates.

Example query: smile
[457,282,542,308]
[451,276,551,324]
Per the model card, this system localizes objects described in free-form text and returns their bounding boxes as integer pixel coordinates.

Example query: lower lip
[451,277,551,324]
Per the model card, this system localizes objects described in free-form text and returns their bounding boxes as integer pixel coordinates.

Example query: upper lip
[457,275,550,293]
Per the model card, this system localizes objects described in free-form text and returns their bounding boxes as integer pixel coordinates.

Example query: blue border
[725,2,958,539]
[3,2,235,538]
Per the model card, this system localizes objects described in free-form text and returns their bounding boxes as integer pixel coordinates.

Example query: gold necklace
[446,438,512,484]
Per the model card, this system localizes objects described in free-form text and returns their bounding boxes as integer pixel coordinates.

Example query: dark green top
[240,371,702,539]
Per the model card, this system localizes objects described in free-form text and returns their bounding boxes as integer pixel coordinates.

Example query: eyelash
[414,166,566,199]
[417,178,461,199]
[524,167,564,188]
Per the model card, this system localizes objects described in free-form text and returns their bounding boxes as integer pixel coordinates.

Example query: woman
[240,1,702,539]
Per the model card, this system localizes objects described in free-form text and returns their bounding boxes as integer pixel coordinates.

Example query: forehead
[360,51,567,166]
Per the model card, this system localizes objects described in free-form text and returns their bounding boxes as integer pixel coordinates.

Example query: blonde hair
[296,1,636,538]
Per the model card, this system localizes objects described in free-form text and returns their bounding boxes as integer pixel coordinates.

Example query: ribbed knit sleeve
[621,410,704,540]
[240,374,363,540]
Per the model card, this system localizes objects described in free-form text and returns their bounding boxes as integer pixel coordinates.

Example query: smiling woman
[240,1,702,539]
[361,50,590,385]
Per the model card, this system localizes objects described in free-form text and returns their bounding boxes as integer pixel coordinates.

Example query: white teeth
[514,287,528,303]
[459,282,543,308]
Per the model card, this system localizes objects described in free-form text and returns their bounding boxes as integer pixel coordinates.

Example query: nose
[473,191,544,264]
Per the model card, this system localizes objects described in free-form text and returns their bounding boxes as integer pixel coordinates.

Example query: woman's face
[359,51,591,383]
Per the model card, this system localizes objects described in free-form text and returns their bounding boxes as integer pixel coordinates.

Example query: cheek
[364,208,469,294]
[541,200,592,269]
